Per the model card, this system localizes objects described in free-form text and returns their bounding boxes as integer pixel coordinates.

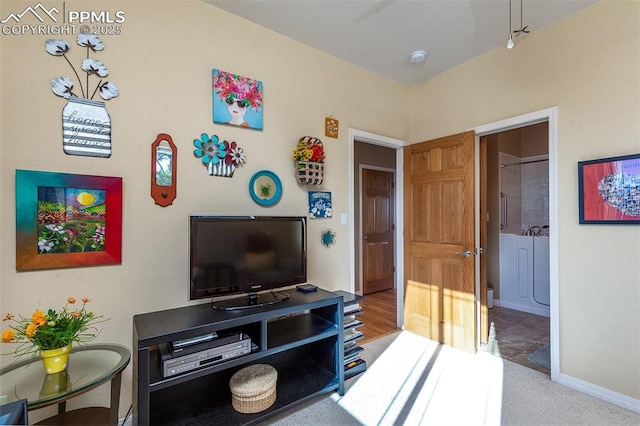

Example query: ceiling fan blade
[353,0,397,24]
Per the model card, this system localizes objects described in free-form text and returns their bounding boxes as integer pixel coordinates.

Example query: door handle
[363,235,368,240]
[455,249,471,257]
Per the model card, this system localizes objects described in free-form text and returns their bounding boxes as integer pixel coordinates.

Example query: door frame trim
[349,129,407,328]
[473,106,559,381]
[358,165,397,295]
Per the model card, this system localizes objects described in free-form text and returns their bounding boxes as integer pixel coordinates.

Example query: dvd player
[160,333,252,378]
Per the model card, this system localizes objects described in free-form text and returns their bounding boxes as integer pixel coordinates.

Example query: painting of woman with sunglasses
[212,69,263,130]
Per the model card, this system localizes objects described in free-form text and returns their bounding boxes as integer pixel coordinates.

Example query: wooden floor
[358,288,399,343]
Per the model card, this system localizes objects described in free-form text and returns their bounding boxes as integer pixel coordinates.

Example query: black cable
[120,403,132,426]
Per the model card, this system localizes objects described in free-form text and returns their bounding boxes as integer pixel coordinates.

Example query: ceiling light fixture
[507,0,514,49]
[409,50,427,64]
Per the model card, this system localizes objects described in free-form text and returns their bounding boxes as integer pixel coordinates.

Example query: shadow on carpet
[527,343,550,370]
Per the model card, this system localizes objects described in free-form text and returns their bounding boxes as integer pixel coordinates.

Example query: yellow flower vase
[40,343,71,374]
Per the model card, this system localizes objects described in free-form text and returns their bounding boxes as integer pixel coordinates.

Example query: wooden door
[362,168,394,294]
[403,131,477,353]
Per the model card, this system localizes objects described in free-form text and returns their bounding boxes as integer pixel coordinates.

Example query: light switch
[340,213,348,225]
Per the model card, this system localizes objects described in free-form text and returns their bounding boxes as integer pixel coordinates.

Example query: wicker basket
[229,364,278,414]
[295,161,324,186]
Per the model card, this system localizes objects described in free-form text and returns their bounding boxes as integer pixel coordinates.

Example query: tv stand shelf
[133,289,344,425]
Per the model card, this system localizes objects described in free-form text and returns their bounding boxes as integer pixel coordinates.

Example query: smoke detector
[409,50,427,64]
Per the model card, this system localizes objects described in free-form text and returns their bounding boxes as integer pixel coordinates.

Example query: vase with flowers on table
[2,297,106,374]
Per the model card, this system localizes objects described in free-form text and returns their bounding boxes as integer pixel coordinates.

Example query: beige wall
[409,0,640,400]
[0,0,408,420]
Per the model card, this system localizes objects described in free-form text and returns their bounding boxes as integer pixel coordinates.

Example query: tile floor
[481,305,551,374]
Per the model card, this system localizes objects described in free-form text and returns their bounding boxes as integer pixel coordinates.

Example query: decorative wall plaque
[46,35,119,158]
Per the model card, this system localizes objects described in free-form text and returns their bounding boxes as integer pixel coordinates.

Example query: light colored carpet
[264,331,639,426]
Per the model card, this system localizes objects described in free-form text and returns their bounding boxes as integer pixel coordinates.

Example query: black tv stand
[133,288,344,425]
[211,290,290,311]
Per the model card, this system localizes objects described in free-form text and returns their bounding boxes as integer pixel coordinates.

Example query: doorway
[348,106,558,379]
[349,129,405,329]
[482,122,551,374]
[474,107,559,380]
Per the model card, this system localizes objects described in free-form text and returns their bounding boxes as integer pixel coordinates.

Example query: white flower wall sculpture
[45,34,119,158]
[46,35,119,101]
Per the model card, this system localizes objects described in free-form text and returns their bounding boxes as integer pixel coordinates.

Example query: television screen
[189,216,307,306]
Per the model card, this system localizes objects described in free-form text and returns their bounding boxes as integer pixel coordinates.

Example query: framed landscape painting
[578,153,640,224]
[15,170,123,271]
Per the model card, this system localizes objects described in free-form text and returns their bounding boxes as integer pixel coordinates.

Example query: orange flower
[32,310,47,326]
[2,329,15,342]
[71,311,82,318]
[25,323,38,338]
[81,298,90,304]
[3,313,14,322]
[68,297,76,304]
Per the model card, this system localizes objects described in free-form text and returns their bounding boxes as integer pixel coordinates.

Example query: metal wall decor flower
[193,133,246,177]
[321,229,336,248]
[46,35,119,158]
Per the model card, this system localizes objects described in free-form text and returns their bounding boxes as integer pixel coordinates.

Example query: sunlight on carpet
[332,331,505,425]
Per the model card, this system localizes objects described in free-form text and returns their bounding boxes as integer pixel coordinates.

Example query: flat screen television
[189,216,307,310]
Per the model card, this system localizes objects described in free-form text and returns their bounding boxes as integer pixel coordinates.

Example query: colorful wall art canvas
[16,170,123,271]
[308,191,332,218]
[212,69,263,130]
[578,153,640,224]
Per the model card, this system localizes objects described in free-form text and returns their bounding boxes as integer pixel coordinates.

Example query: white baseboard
[499,300,550,317]
[491,299,638,414]
[557,372,640,414]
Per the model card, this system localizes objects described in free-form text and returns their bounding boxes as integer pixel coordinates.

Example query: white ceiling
[204,0,598,86]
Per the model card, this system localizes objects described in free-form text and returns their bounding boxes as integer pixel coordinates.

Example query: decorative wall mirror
[151,133,177,207]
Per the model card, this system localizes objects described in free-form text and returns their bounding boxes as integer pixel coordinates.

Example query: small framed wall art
[212,69,263,130]
[578,153,640,224]
[15,170,123,271]
[308,191,332,218]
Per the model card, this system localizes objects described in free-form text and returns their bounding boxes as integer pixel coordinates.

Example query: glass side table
[0,344,130,425]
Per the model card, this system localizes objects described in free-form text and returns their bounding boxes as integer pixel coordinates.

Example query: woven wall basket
[295,161,324,186]
[229,364,278,414]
